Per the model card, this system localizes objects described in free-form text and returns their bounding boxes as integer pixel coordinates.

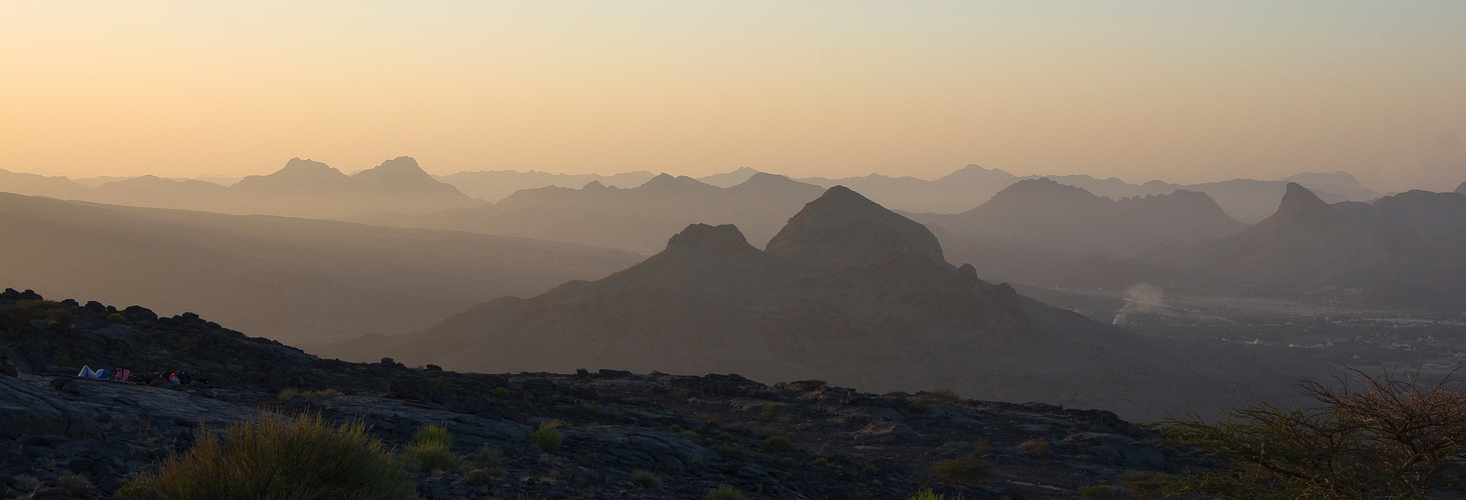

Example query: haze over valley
[3,3,1465,498]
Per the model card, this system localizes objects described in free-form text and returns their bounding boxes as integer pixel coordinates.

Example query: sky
[2,1,1464,192]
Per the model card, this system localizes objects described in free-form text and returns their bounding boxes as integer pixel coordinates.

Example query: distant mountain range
[322,186,1329,420]
[0,192,640,344]
[1090,183,1466,312]
[352,173,825,254]
[3,162,1387,223]
[0,157,475,219]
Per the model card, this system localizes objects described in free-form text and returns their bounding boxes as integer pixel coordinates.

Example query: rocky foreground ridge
[1,289,1193,499]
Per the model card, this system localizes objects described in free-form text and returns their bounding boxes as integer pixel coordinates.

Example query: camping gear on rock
[77,365,111,379]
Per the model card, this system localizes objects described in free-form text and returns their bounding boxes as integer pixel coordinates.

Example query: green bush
[491,387,509,398]
[58,472,94,496]
[907,490,961,500]
[705,485,747,500]
[107,313,126,323]
[760,435,794,453]
[760,403,784,419]
[931,456,991,485]
[779,457,796,467]
[115,412,417,500]
[413,425,451,447]
[401,425,458,472]
[716,445,743,459]
[1078,485,1114,500]
[813,457,829,466]
[529,422,563,453]
[630,469,662,489]
[431,376,449,396]
[4,300,75,325]
[1162,369,1466,499]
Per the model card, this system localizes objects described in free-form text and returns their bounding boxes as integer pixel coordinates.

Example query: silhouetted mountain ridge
[324,187,1326,420]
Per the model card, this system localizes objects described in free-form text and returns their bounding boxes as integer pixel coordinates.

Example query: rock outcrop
[0,289,1194,499]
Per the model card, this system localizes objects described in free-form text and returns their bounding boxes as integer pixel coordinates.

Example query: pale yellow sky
[2,2,1464,192]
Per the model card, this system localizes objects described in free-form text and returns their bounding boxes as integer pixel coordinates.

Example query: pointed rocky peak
[990,178,1099,202]
[276,158,343,177]
[1456,180,1466,195]
[582,180,608,190]
[355,156,433,180]
[765,186,945,269]
[664,223,760,257]
[1255,182,1347,229]
[637,173,716,193]
[728,172,822,194]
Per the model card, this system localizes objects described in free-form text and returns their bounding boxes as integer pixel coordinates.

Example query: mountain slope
[326,187,1326,420]
[914,177,1249,278]
[353,173,825,254]
[1142,183,1466,311]
[0,192,640,344]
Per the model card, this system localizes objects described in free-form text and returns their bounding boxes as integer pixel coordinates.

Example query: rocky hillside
[325,186,1326,421]
[1,288,1195,499]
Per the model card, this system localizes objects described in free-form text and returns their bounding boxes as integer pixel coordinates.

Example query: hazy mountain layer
[324,187,1326,420]
[1139,184,1466,312]
[436,169,658,202]
[0,193,640,344]
[352,173,825,254]
[0,157,476,219]
[917,178,1246,259]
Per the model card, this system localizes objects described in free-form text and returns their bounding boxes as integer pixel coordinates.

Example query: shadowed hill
[1132,183,1466,311]
[323,187,1327,420]
[352,172,825,254]
[0,192,640,344]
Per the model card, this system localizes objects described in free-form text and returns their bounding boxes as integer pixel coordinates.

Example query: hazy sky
[3,1,1464,191]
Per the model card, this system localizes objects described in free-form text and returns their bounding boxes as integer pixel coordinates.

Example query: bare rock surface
[0,289,1203,499]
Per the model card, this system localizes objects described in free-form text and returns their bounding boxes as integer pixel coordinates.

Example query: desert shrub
[458,468,496,486]
[971,439,990,455]
[924,389,960,405]
[401,425,458,472]
[813,457,829,466]
[760,435,794,453]
[413,425,451,447]
[1017,439,1050,456]
[1119,472,1171,500]
[649,370,663,377]
[52,353,79,368]
[107,313,126,323]
[760,403,784,419]
[115,412,416,500]
[12,475,40,494]
[863,464,878,473]
[630,469,663,489]
[1163,369,1466,499]
[1077,485,1114,500]
[277,388,299,401]
[907,490,962,500]
[682,430,699,439]
[931,456,991,485]
[871,479,883,487]
[58,472,94,496]
[4,300,75,325]
[779,457,796,467]
[705,485,747,500]
[529,422,563,453]
[715,444,744,458]
[431,376,449,396]
[472,445,502,468]
[491,387,509,398]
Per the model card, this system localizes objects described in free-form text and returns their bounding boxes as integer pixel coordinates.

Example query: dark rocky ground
[1,288,1202,499]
